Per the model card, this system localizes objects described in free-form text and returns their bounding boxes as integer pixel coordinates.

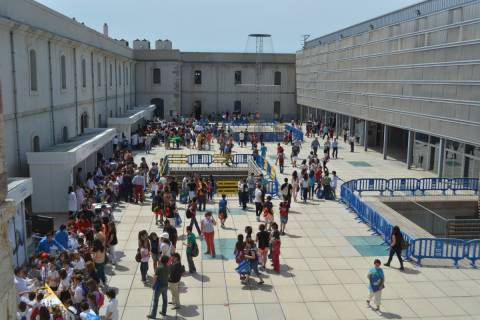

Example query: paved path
[105,134,480,320]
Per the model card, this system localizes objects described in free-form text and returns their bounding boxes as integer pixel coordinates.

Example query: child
[244,226,253,242]
[105,288,119,320]
[279,201,289,235]
[234,234,246,280]
[271,230,281,273]
[17,301,28,320]
[263,195,274,231]
[367,259,385,311]
[218,194,230,227]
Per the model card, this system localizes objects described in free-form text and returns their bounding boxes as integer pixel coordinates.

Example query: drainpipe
[9,30,21,173]
[104,56,107,122]
[91,52,96,127]
[47,40,56,144]
[73,47,79,135]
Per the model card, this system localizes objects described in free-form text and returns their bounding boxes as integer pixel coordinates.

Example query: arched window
[60,55,67,89]
[29,49,38,91]
[97,62,101,87]
[153,68,161,84]
[109,63,113,87]
[62,126,68,142]
[81,58,87,88]
[118,65,121,86]
[32,135,40,152]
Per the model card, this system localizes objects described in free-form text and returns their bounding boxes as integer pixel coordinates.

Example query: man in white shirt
[254,183,263,222]
[14,267,36,296]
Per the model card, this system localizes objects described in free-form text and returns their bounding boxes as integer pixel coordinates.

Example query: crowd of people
[14,115,410,319]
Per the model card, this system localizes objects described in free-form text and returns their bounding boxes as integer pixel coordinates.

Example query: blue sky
[37,0,420,53]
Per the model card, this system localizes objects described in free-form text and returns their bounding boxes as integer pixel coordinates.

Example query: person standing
[349,135,355,152]
[277,151,285,174]
[254,183,263,222]
[187,197,201,235]
[331,171,339,199]
[384,226,405,271]
[139,239,151,283]
[68,186,77,218]
[256,224,270,269]
[132,171,145,204]
[218,194,230,227]
[168,253,185,310]
[247,173,256,203]
[184,226,197,273]
[332,138,338,159]
[292,171,299,202]
[148,255,170,319]
[105,288,119,320]
[260,143,267,158]
[367,259,385,311]
[311,137,320,156]
[271,230,281,273]
[92,239,107,286]
[201,212,216,258]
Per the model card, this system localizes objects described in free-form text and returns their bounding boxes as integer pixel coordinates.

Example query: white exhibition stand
[26,128,116,214]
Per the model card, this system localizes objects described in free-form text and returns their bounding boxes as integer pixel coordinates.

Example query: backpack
[95,291,105,308]
[191,242,199,257]
[281,184,289,197]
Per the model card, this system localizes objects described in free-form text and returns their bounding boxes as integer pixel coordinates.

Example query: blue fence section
[353,178,479,196]
[466,240,480,267]
[187,154,213,166]
[412,238,466,267]
[284,124,304,141]
[341,177,479,267]
[232,132,284,143]
[232,154,253,165]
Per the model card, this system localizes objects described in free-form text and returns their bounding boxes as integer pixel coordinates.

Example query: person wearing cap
[163,220,178,253]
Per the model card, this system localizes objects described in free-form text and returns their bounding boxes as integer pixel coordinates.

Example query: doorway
[194,100,202,120]
[80,112,89,134]
[151,98,164,119]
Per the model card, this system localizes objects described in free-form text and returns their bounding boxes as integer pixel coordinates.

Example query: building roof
[304,0,478,49]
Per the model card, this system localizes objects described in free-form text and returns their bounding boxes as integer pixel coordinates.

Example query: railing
[341,177,479,267]
[253,154,279,196]
[232,154,253,165]
[232,132,284,142]
[284,124,304,141]
[187,154,213,167]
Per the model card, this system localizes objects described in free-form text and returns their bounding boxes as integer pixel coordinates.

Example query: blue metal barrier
[450,178,479,194]
[418,178,450,195]
[387,178,418,195]
[187,154,213,166]
[285,124,304,141]
[465,240,480,267]
[355,179,388,196]
[412,238,466,267]
[232,154,252,165]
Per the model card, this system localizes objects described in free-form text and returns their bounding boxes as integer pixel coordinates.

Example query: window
[153,68,161,84]
[109,63,112,86]
[98,114,102,127]
[32,136,40,152]
[29,49,38,91]
[118,65,121,86]
[60,55,67,89]
[234,101,241,114]
[194,70,202,84]
[274,71,281,85]
[274,101,281,120]
[234,71,242,85]
[81,58,86,88]
[97,62,101,87]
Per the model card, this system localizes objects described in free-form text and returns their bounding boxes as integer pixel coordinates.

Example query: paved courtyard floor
[105,134,480,320]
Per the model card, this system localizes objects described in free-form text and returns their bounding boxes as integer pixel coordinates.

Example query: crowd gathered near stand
[14,114,404,319]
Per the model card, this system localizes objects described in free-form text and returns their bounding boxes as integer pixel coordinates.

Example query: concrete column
[363,120,368,151]
[348,117,353,135]
[438,138,445,177]
[383,124,388,160]
[407,130,414,169]
[335,113,340,138]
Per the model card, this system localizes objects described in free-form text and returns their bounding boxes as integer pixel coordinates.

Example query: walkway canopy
[108,105,155,141]
[26,128,116,213]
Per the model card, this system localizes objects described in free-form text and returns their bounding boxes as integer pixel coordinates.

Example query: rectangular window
[153,68,161,84]
[234,71,242,85]
[29,50,37,91]
[194,70,202,84]
[274,71,281,85]
[81,59,86,88]
[60,55,67,89]
[97,62,101,87]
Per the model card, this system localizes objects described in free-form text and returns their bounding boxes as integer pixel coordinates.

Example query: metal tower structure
[248,34,271,113]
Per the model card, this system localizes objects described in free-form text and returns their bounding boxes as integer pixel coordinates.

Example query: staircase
[447,219,480,239]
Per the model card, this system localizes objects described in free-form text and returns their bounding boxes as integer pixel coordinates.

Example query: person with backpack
[184,226,198,273]
[367,259,385,311]
[139,238,151,283]
[384,226,405,271]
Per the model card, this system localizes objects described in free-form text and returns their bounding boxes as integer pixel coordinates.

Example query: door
[194,100,202,120]
[151,98,164,119]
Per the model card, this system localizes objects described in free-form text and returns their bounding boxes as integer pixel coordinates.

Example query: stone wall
[0,82,17,320]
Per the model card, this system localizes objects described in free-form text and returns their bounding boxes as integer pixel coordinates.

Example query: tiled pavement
[104,133,480,320]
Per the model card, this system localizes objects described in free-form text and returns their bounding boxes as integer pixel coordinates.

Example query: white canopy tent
[26,128,116,213]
